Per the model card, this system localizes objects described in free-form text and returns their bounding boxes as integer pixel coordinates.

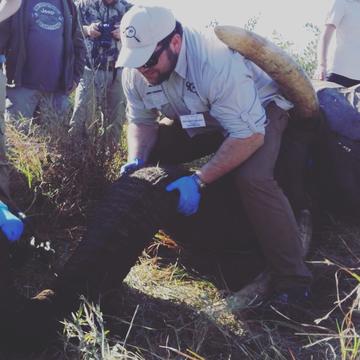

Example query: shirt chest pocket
[143,90,178,119]
[183,93,208,114]
[143,90,168,111]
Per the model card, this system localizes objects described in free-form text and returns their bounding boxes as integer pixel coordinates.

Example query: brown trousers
[149,103,312,290]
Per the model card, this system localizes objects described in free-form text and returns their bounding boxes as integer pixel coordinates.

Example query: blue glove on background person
[0,201,24,242]
[120,158,144,175]
[166,175,201,216]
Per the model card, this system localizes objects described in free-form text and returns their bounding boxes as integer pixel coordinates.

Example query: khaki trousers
[69,66,127,151]
[148,102,312,290]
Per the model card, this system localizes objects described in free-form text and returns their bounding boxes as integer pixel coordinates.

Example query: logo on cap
[124,26,140,43]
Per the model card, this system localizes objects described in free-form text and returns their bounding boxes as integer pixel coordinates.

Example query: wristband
[191,173,207,190]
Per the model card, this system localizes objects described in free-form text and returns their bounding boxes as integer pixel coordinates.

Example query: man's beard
[150,48,179,85]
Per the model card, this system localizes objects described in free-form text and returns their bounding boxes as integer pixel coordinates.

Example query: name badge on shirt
[179,113,206,129]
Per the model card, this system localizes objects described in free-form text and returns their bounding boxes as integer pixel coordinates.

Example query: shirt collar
[174,31,187,80]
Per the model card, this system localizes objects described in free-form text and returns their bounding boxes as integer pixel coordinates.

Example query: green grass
[6,122,49,188]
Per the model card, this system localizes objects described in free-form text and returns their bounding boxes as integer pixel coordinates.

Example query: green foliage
[6,123,49,188]
[62,297,144,360]
[271,22,320,77]
[243,14,260,32]
[205,19,219,29]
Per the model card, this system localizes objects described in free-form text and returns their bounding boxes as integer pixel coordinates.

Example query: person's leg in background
[5,86,40,134]
[68,66,97,141]
[37,91,71,136]
[105,68,127,153]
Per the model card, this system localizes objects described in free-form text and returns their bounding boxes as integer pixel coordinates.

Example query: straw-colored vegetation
[1,21,359,360]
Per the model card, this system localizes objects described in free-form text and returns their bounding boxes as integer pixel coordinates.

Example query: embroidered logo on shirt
[33,2,64,30]
[185,81,198,95]
[124,26,140,42]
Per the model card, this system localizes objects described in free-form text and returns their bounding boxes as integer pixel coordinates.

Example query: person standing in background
[69,0,132,152]
[314,0,360,87]
[0,0,85,134]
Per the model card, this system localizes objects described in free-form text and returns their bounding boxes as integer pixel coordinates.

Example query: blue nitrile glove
[166,175,201,216]
[0,201,24,242]
[120,158,144,175]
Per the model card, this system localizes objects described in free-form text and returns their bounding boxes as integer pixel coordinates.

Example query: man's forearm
[197,133,264,184]
[127,122,159,162]
[317,24,335,69]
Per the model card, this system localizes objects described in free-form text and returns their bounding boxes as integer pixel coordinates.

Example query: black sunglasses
[142,37,172,69]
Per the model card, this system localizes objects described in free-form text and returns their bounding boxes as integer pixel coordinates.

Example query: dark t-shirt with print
[22,0,64,92]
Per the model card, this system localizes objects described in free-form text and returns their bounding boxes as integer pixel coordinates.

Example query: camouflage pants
[69,66,127,151]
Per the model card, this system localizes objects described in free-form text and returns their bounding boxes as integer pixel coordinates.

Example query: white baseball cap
[115,5,176,68]
[0,0,22,23]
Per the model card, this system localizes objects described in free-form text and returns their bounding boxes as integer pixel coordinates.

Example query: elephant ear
[214,25,319,119]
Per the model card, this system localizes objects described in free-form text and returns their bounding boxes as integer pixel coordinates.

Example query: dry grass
[1,110,359,360]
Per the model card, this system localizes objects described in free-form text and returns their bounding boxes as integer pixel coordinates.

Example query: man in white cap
[116,5,312,306]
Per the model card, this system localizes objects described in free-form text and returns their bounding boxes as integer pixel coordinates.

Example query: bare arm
[313,24,336,80]
[127,122,159,162]
[197,133,264,184]
[0,0,21,23]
